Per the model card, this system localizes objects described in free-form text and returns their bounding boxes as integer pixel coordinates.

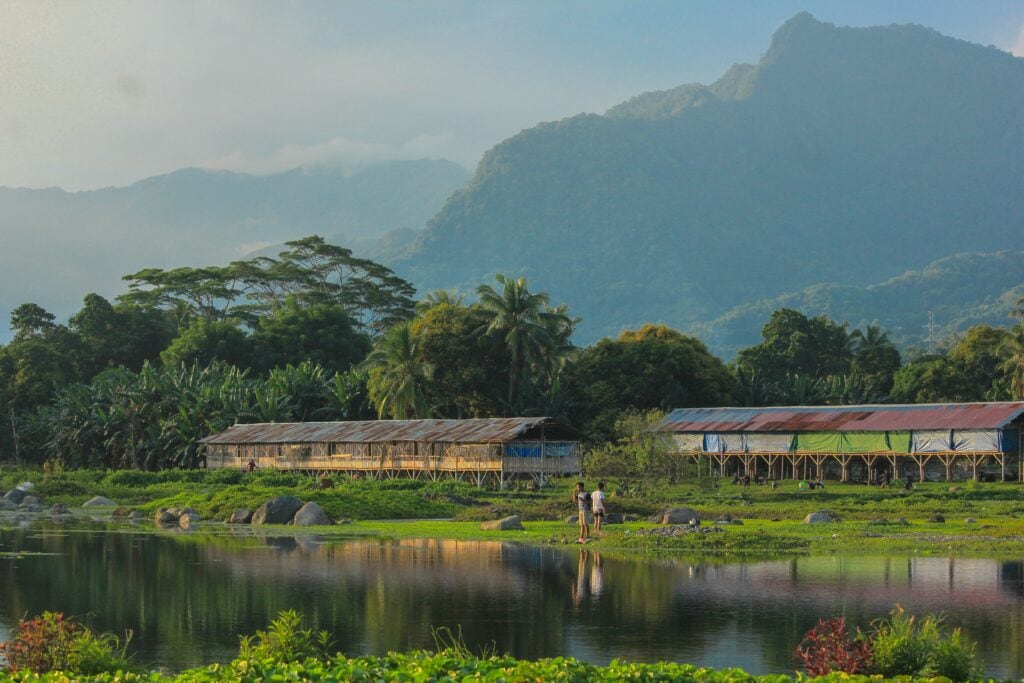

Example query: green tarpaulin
[795,432,843,452]
[887,431,912,453]
[795,431,911,453]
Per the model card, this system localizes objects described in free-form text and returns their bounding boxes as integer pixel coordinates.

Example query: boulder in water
[179,512,201,530]
[293,502,331,527]
[252,496,305,525]
[228,509,253,524]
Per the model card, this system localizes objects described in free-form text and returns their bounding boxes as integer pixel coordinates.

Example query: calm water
[1,520,1022,677]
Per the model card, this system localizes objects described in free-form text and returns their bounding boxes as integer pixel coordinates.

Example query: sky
[2,0,1023,191]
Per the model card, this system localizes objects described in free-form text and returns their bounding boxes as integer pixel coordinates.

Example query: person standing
[573,481,590,543]
[591,481,607,534]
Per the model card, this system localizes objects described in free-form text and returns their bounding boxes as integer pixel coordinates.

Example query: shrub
[237,610,332,664]
[0,612,131,675]
[795,617,872,675]
[870,605,979,680]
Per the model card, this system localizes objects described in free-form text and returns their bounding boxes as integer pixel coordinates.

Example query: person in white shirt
[591,481,607,533]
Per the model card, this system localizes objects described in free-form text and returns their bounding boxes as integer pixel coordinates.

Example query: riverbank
[2,467,1022,557]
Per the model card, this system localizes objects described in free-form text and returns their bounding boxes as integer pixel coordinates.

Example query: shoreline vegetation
[2,467,1021,558]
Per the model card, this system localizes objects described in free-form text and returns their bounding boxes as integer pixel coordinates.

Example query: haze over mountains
[391,13,1024,352]
[0,159,469,338]
[3,13,1023,355]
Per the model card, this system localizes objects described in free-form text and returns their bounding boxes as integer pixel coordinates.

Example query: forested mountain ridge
[0,159,469,340]
[392,13,1024,345]
[693,251,1024,357]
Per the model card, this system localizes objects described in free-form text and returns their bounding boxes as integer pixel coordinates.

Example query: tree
[563,324,736,441]
[249,300,370,375]
[69,294,175,380]
[947,325,1014,400]
[736,309,853,385]
[10,303,56,340]
[475,275,571,409]
[362,322,433,419]
[889,356,976,404]
[412,302,502,417]
[998,323,1024,400]
[583,410,680,494]
[160,319,253,369]
[849,324,902,398]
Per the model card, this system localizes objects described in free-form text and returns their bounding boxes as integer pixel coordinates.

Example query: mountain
[692,251,1024,357]
[392,13,1024,349]
[0,159,469,337]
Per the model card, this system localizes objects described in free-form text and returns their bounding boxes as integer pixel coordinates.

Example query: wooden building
[202,417,581,487]
[660,402,1024,483]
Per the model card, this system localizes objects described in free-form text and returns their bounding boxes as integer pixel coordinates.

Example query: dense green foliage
[0,612,133,676]
[564,325,736,441]
[393,14,1024,350]
[0,606,985,681]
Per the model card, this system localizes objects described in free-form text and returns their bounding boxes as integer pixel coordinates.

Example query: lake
[1,519,1022,677]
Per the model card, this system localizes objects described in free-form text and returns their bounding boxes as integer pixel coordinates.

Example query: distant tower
[923,311,940,350]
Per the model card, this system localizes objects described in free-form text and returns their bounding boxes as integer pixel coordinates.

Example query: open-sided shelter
[659,402,1024,482]
[202,417,581,487]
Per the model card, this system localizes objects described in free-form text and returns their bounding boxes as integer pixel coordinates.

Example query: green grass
[3,467,1023,557]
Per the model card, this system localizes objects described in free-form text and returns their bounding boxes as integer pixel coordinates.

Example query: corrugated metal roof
[660,402,1024,433]
[201,417,570,445]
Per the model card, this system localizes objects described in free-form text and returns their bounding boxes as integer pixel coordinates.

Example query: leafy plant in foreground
[870,605,979,680]
[794,616,872,676]
[237,609,333,664]
[0,612,132,675]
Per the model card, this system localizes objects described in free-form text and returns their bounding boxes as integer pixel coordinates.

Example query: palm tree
[475,275,558,407]
[851,324,890,352]
[360,322,433,419]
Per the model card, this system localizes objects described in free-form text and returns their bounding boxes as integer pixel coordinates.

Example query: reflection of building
[202,417,580,487]
[660,403,1024,482]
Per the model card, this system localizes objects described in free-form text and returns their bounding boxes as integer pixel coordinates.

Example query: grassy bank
[2,467,1022,557]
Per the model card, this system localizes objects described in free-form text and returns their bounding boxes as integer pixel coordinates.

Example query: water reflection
[0,522,1021,678]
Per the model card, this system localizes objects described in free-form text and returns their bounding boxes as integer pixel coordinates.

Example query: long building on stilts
[201,417,581,487]
[659,402,1024,483]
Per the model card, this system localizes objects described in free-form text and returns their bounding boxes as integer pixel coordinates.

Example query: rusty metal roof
[201,417,574,445]
[660,402,1024,433]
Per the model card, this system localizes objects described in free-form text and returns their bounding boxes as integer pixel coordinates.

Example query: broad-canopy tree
[563,324,736,442]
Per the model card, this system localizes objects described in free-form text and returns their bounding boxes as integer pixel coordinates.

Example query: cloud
[1012,25,1024,57]
[199,133,455,176]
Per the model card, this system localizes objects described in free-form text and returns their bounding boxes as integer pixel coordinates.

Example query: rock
[166,508,182,519]
[16,481,35,492]
[623,514,639,522]
[964,517,977,524]
[112,507,133,518]
[128,510,145,521]
[179,512,201,530]
[603,512,624,525]
[660,508,700,525]
[228,509,253,524]
[292,502,331,527]
[82,496,116,507]
[480,515,524,531]
[252,496,305,525]
[181,507,197,516]
[802,511,837,524]
[0,498,18,511]
[928,514,946,523]
[51,503,70,515]
[155,508,178,525]
[21,495,42,507]
[3,489,26,505]
[19,503,44,512]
